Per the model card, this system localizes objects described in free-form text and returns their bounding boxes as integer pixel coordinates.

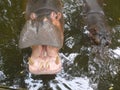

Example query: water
[0,0,120,90]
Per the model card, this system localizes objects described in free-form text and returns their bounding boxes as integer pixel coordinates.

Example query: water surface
[0,0,120,90]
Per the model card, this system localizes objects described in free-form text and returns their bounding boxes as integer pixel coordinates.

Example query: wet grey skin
[19,0,64,49]
[82,0,111,46]
[19,19,63,49]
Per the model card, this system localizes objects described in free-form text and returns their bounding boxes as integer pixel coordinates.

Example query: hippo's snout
[88,26,111,46]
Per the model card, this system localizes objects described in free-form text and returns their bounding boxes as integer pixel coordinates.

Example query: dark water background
[0,0,120,90]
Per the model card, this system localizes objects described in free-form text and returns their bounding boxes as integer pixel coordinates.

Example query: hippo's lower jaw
[28,45,62,75]
[28,54,62,75]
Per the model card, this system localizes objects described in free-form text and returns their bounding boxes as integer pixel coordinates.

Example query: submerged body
[82,0,111,46]
[19,0,64,75]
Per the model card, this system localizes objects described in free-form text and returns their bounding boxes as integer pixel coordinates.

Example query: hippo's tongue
[19,20,63,49]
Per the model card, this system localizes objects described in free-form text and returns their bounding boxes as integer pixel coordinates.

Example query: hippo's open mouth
[19,0,64,75]
[19,9,64,74]
[28,45,62,75]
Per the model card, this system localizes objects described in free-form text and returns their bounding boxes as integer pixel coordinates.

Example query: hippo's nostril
[43,17,48,22]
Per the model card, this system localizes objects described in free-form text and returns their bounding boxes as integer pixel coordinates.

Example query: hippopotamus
[19,0,64,75]
[82,0,111,46]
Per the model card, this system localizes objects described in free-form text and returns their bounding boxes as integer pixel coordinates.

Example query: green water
[0,0,120,90]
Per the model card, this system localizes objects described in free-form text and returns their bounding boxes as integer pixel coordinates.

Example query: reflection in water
[88,46,120,89]
[0,0,120,90]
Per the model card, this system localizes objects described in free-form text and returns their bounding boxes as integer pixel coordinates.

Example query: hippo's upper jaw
[19,0,64,49]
